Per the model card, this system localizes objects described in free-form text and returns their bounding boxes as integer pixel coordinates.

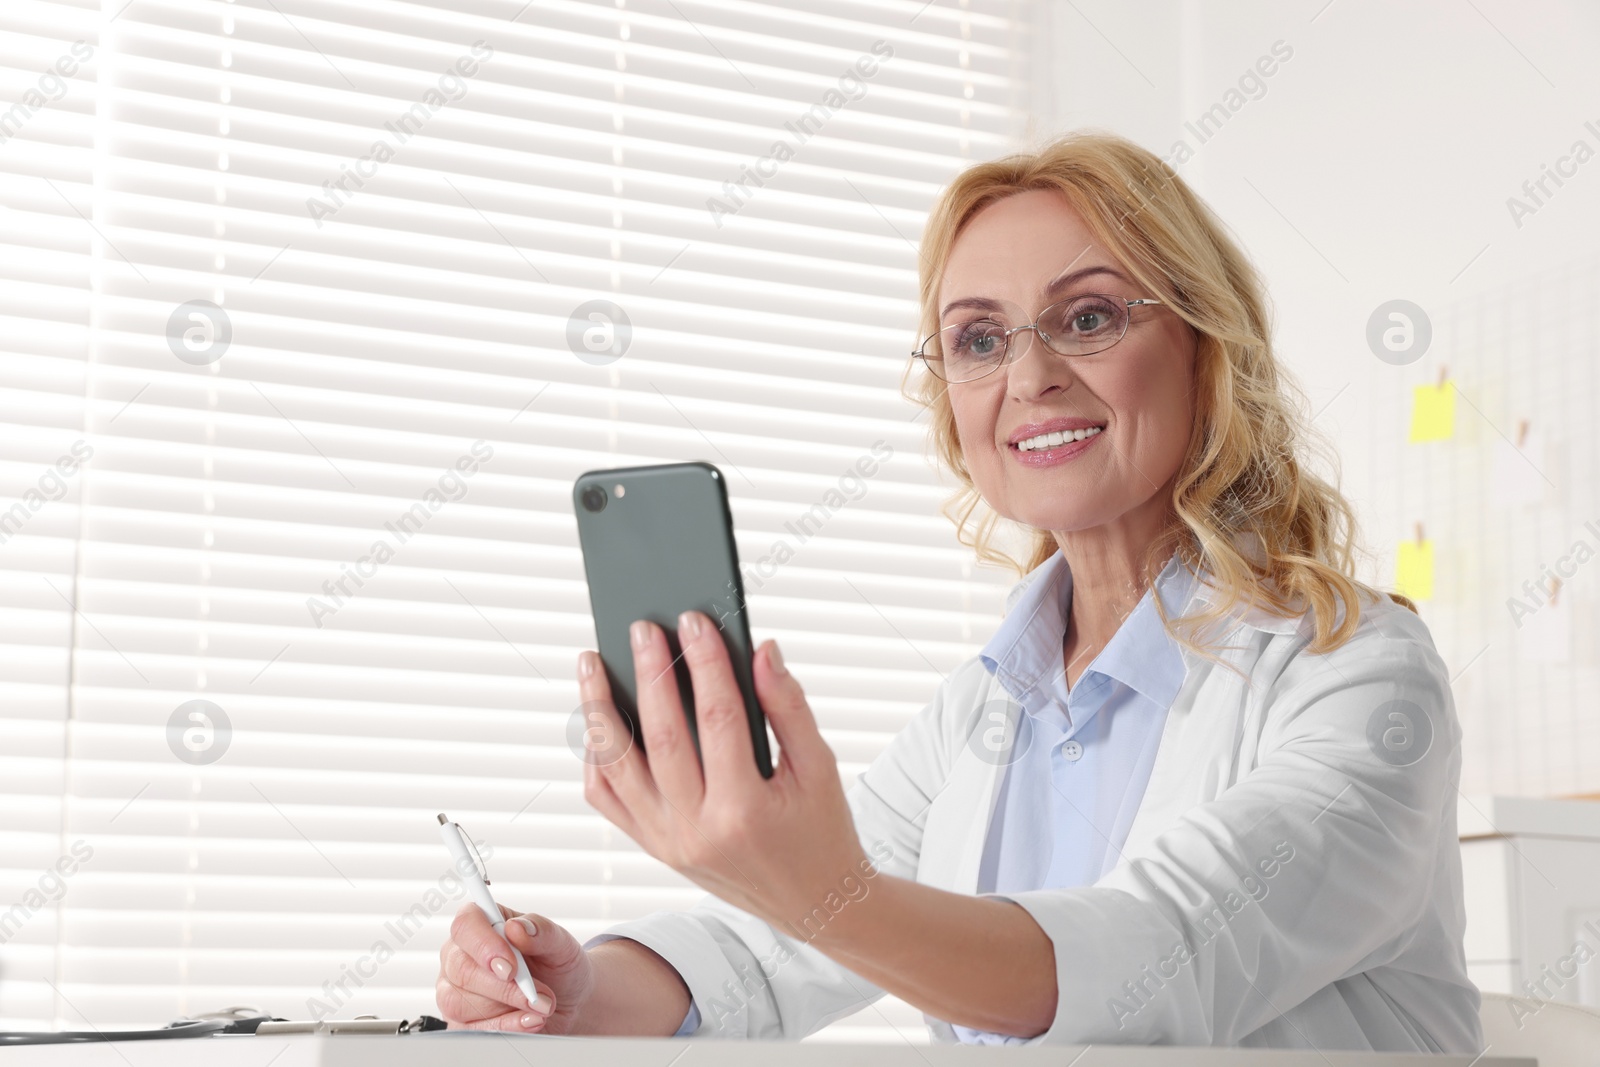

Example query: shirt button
[1060,740,1083,762]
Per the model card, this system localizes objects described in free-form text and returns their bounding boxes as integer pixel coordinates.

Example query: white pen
[436,813,544,1012]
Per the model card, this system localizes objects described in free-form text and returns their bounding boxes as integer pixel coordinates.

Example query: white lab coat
[590,565,1483,1051]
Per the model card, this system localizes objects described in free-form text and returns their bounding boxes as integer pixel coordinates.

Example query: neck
[1051,495,1177,654]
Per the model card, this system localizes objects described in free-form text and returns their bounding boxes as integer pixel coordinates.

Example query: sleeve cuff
[583,913,750,1038]
[980,887,1192,1045]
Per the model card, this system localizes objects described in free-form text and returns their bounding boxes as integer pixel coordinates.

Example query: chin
[998,503,1116,536]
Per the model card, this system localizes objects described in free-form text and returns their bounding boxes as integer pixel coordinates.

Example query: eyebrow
[939,265,1133,321]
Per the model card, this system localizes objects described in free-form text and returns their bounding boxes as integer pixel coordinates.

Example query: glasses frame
[912,294,1165,384]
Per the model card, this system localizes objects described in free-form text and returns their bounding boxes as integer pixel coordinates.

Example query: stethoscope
[0,1005,273,1045]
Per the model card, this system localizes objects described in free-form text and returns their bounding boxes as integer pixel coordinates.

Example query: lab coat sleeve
[985,621,1462,1045]
[580,656,984,1038]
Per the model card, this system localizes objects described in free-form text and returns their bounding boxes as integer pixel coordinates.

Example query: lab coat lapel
[933,622,1263,892]
[920,559,1050,895]
[1119,623,1261,860]
[919,674,1011,895]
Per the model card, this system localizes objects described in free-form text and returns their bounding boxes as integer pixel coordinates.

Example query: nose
[1004,325,1073,401]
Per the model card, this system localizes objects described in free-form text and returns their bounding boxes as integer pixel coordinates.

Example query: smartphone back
[572,462,772,778]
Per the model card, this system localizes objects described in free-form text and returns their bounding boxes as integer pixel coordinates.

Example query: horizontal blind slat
[0,0,1022,1038]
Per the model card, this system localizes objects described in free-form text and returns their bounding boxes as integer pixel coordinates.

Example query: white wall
[1021,0,1600,796]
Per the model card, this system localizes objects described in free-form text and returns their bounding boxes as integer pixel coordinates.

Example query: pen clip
[454,821,492,885]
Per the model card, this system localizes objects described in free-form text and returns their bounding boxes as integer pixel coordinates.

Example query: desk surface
[2,1034,1538,1067]
[1458,794,1600,841]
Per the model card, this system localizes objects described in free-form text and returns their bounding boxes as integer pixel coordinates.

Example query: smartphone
[572,461,773,779]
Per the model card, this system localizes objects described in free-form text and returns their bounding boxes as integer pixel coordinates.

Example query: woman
[434,131,1483,1050]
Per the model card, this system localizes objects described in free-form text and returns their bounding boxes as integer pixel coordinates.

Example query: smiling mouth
[1011,425,1104,452]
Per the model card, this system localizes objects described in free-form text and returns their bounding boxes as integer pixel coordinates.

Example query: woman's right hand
[436,903,595,1033]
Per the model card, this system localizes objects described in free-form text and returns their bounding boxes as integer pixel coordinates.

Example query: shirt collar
[979,550,1072,703]
[997,541,1307,640]
[980,549,1199,712]
[1090,553,1196,708]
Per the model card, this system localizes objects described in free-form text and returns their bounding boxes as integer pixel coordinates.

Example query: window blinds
[0,0,1028,1042]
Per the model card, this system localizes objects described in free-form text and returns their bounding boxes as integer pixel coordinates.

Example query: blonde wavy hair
[901,129,1412,656]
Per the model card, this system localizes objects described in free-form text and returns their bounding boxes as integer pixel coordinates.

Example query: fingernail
[519,1012,542,1029]
[768,641,788,677]
[578,651,596,680]
[513,916,537,938]
[530,993,553,1014]
[679,610,703,639]
[630,619,651,650]
[490,957,513,981]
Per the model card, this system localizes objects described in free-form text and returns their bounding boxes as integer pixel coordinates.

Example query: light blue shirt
[661,550,1194,1041]
[952,550,1192,1044]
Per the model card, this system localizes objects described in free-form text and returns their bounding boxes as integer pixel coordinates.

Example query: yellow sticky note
[1396,539,1434,601]
[1408,384,1454,442]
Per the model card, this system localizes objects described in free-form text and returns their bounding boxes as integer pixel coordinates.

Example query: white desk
[0,1034,1540,1067]
[1459,795,1600,1010]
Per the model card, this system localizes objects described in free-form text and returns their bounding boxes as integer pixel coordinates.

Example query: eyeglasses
[912,293,1164,384]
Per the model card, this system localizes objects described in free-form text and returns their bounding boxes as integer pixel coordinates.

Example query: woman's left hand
[577,611,871,933]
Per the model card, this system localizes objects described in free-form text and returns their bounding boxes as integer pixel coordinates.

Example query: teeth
[1015,426,1102,451]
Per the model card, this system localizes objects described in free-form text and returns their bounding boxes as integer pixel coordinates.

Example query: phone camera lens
[580,485,608,513]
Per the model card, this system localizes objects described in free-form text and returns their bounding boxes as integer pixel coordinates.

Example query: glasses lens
[1037,295,1129,355]
[928,320,1008,382]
